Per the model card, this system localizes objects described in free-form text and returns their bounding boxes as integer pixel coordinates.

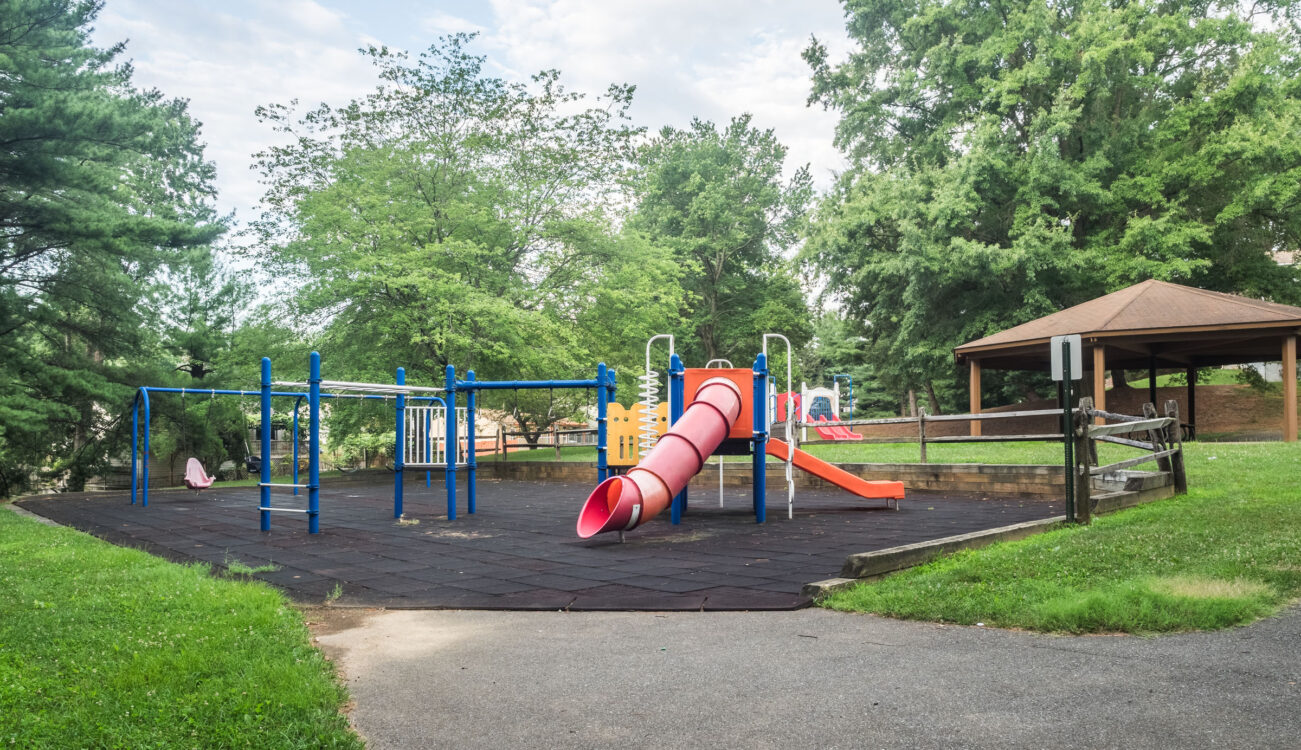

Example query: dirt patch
[300,604,383,639]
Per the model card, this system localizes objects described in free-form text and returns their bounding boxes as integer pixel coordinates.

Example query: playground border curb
[802,515,1068,600]
[3,502,64,527]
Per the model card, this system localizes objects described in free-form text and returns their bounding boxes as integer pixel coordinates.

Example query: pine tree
[0,0,223,494]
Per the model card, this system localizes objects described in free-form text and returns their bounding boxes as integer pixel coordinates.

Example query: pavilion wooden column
[1092,344,1106,424]
[1147,353,1158,407]
[1285,334,1297,443]
[969,359,982,436]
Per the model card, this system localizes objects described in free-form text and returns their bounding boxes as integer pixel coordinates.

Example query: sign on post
[1050,334,1083,381]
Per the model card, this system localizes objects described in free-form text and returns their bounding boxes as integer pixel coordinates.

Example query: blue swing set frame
[129,351,616,534]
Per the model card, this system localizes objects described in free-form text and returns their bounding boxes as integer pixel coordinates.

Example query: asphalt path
[315,605,1301,749]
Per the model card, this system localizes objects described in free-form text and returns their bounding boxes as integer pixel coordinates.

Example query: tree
[802,313,904,417]
[803,0,1301,409]
[628,115,815,366]
[158,251,252,380]
[251,35,684,439]
[0,0,223,494]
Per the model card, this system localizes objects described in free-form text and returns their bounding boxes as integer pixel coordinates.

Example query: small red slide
[813,415,864,441]
[767,438,903,500]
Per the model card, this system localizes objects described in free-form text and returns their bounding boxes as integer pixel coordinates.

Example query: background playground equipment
[778,380,865,442]
[577,335,905,539]
[130,352,617,533]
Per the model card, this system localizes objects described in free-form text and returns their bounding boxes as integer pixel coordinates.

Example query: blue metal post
[445,364,457,520]
[141,390,151,507]
[260,357,272,531]
[466,371,476,514]
[292,395,304,496]
[308,352,321,534]
[753,352,768,524]
[130,391,140,505]
[596,363,609,483]
[669,354,686,524]
[394,367,405,519]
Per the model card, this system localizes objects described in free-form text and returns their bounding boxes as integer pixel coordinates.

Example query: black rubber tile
[567,585,709,612]
[507,573,613,592]
[441,578,537,595]
[17,479,1060,611]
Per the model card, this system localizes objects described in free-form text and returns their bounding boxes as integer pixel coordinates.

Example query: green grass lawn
[485,439,1124,467]
[822,442,1301,633]
[0,509,361,748]
[1125,368,1241,387]
[801,440,1106,465]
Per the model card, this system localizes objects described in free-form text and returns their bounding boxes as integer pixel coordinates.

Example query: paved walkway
[316,606,1301,749]
[19,478,1057,610]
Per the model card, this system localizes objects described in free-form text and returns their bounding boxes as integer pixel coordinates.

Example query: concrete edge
[837,515,1068,581]
[2,502,63,527]
[800,577,860,600]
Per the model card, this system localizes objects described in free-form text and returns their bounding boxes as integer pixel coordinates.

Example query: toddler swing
[181,389,217,491]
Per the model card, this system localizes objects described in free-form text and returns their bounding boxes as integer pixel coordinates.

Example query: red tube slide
[577,377,742,538]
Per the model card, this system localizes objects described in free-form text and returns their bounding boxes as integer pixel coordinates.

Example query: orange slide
[767,438,904,501]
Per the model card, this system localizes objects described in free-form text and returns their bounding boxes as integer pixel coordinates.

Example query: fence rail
[788,407,1072,463]
[495,425,598,460]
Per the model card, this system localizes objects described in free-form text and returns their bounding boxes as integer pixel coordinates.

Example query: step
[1092,469,1171,493]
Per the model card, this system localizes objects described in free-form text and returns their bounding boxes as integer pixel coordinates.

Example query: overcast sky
[91,0,852,228]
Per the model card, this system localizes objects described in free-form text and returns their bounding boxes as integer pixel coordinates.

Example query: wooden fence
[792,408,1067,463]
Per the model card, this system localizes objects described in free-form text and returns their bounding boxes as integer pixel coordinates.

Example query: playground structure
[130,352,617,533]
[779,380,864,442]
[577,335,904,539]
[129,338,903,539]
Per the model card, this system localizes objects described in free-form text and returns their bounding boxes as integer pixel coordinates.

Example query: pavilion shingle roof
[956,280,1301,355]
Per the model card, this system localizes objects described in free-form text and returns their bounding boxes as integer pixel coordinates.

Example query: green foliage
[251,34,683,436]
[329,427,395,468]
[0,0,224,495]
[0,509,360,747]
[804,313,914,417]
[821,442,1301,633]
[804,0,1301,408]
[629,115,814,365]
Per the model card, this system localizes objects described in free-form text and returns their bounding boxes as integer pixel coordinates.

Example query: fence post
[1164,400,1188,494]
[1073,396,1093,524]
[497,425,503,462]
[918,409,928,464]
[1141,402,1173,474]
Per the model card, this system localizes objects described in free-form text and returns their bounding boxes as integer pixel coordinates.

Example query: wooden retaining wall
[474,461,1065,498]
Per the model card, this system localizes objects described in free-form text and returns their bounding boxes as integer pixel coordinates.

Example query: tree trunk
[924,381,942,415]
[907,389,918,418]
[1111,368,1132,390]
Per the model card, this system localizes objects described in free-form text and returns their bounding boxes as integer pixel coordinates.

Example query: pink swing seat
[184,457,216,490]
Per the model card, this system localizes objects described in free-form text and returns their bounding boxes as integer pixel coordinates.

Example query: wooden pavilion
[954,280,1300,442]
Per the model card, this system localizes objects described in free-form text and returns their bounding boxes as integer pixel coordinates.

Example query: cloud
[421,11,486,36]
[89,0,856,227]
[478,0,850,186]
[92,1,382,227]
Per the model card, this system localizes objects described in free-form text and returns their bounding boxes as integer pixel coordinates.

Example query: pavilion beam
[1284,334,1297,443]
[969,359,982,437]
[1092,344,1106,425]
[1098,340,1152,356]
